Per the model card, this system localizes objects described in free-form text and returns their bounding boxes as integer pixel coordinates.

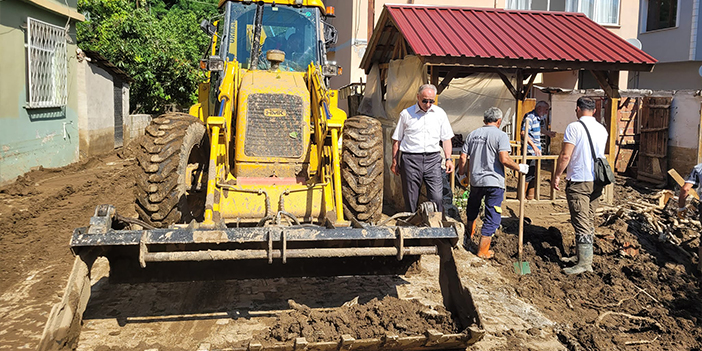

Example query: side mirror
[323,21,338,48]
[200,19,216,36]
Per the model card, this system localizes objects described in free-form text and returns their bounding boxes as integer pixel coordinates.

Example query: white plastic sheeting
[438,73,516,138]
[357,64,386,119]
[359,56,516,139]
[359,55,516,210]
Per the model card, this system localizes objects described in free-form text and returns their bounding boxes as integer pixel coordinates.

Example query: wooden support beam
[437,67,461,94]
[590,70,621,99]
[522,73,537,97]
[535,158,542,200]
[430,65,438,86]
[497,70,518,100]
[591,71,613,98]
[380,31,398,62]
[515,70,525,142]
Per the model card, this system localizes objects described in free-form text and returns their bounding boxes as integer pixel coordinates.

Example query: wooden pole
[535,157,542,200]
[518,113,528,267]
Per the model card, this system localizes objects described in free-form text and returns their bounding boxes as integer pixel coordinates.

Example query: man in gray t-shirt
[458,107,528,259]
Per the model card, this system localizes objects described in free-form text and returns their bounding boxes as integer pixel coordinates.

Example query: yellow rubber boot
[477,236,494,259]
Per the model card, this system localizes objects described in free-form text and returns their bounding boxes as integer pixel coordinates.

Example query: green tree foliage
[77,0,219,113]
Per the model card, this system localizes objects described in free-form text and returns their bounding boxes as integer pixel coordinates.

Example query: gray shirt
[461,125,512,188]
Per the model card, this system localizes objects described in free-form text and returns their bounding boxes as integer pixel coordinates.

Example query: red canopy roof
[361,4,656,73]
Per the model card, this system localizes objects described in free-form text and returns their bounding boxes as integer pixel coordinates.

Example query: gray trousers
[400,152,444,213]
[566,181,603,244]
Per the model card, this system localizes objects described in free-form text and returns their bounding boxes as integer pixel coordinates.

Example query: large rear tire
[341,116,383,223]
[135,113,208,228]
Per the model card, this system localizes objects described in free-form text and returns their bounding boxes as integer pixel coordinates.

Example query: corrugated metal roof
[361,4,656,72]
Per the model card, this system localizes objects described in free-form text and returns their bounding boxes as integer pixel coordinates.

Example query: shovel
[514,121,531,275]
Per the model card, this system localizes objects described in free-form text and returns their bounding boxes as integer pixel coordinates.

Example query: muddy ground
[1,147,701,350]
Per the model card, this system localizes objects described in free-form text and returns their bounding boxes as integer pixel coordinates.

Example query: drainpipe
[691,0,700,60]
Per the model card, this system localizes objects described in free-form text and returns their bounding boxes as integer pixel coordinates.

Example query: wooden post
[515,70,524,142]
[605,96,619,205]
[608,97,619,169]
[550,158,558,200]
[535,157,542,200]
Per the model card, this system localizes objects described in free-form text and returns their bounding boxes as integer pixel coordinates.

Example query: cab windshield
[222,2,320,71]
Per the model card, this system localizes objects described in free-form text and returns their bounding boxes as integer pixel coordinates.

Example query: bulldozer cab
[220,1,321,72]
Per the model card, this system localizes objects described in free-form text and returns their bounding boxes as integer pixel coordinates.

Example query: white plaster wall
[551,92,588,133]
[669,91,702,149]
[76,59,89,137]
[86,64,115,131]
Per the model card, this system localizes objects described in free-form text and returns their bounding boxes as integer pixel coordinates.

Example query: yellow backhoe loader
[39,1,484,350]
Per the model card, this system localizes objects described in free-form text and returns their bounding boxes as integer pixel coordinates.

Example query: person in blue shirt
[520,101,556,200]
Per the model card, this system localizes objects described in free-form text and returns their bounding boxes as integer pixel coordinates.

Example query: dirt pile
[259,297,459,344]
[484,177,702,350]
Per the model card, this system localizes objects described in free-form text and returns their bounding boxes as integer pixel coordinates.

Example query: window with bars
[26,17,68,109]
[506,0,620,25]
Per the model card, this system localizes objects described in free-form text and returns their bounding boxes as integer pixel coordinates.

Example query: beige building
[325,0,643,109]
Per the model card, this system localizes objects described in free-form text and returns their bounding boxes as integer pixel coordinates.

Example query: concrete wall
[638,61,702,90]
[668,90,702,176]
[77,60,116,158]
[123,114,152,146]
[0,0,80,184]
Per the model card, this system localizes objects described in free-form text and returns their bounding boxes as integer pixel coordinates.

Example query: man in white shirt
[391,84,455,213]
[551,97,608,275]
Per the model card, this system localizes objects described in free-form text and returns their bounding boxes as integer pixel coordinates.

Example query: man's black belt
[403,151,441,155]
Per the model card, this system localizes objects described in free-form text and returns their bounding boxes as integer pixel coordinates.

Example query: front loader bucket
[40,205,484,350]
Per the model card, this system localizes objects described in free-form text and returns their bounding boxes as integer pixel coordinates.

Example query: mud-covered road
[1,147,700,350]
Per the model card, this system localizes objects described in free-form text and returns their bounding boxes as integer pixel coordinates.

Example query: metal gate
[637,97,671,185]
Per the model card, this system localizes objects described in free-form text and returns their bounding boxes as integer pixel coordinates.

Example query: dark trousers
[466,187,505,237]
[566,181,603,244]
[400,152,443,213]
[526,159,537,183]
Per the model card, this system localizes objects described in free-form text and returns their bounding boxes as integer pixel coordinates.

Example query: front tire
[341,116,383,223]
[135,113,208,228]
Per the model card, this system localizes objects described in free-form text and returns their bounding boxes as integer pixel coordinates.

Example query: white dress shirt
[392,103,454,153]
